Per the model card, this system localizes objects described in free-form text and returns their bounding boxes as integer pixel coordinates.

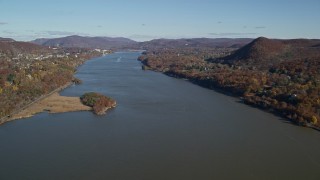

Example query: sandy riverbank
[9,93,92,121]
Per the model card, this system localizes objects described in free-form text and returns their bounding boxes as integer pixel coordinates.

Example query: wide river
[0,52,320,180]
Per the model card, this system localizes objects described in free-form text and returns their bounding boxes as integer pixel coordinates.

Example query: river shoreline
[144,65,320,131]
[0,53,120,125]
[0,82,92,125]
[8,92,92,121]
[0,54,104,125]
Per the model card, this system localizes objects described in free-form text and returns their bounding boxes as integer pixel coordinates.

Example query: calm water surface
[0,52,319,180]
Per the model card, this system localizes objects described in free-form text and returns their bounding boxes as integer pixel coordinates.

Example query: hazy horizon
[1,0,319,41]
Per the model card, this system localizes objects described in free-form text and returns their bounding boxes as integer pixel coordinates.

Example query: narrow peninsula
[7,92,116,123]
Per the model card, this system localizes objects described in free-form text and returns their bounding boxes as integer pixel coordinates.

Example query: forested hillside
[139,37,320,129]
[0,40,101,119]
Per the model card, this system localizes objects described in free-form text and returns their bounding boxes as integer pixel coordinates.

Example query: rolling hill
[0,40,51,58]
[0,37,15,42]
[221,37,320,69]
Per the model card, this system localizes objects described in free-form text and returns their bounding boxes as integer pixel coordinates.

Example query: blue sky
[0,0,319,41]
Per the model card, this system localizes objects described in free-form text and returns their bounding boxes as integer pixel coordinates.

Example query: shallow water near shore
[0,52,320,180]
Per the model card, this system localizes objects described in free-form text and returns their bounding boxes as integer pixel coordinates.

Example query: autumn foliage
[139,37,320,128]
[80,92,116,115]
[0,40,102,119]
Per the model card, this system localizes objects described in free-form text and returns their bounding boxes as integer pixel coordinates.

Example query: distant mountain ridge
[31,36,254,50]
[138,38,253,49]
[31,35,138,49]
[0,37,15,42]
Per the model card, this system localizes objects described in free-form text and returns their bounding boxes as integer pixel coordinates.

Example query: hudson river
[0,52,319,179]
